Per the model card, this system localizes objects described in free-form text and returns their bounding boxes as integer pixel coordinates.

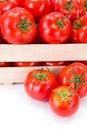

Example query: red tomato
[24,68,58,101]
[76,0,87,16]
[0,62,11,67]
[49,86,80,117]
[13,62,41,67]
[24,0,51,22]
[58,62,87,98]
[0,7,37,44]
[16,0,24,7]
[39,12,71,44]
[51,0,79,22]
[0,0,18,15]
[43,61,71,66]
[71,15,87,43]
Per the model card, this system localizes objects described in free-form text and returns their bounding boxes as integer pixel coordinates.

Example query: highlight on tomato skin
[0,62,11,67]
[43,61,72,66]
[49,86,80,117]
[13,62,42,67]
[24,68,58,101]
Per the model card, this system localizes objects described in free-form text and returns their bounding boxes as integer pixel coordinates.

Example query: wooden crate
[0,44,87,84]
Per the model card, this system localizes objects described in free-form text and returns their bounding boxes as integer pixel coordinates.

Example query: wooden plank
[0,44,87,62]
[0,66,63,84]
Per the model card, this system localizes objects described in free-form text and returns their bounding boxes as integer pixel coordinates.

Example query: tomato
[16,0,24,7]
[58,62,87,98]
[39,12,71,44]
[71,15,87,43]
[76,0,87,16]
[51,0,79,22]
[13,62,41,67]
[24,0,51,22]
[24,68,58,101]
[49,86,80,117]
[0,7,37,44]
[0,0,18,15]
[43,61,71,66]
[0,62,11,67]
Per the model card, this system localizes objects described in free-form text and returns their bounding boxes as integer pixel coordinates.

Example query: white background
[0,84,87,130]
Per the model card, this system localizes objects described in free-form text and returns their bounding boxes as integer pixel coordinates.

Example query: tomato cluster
[24,62,87,117]
[0,0,87,45]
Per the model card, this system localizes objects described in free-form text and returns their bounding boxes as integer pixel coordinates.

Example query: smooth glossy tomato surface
[0,62,11,67]
[24,68,58,101]
[0,0,18,15]
[49,86,80,117]
[58,62,87,98]
[0,7,37,44]
[51,0,79,22]
[39,12,71,44]
[24,0,51,22]
[13,62,41,67]
[43,61,71,66]
[71,15,87,43]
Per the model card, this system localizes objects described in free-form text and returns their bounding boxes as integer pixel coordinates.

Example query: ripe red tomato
[0,62,11,67]
[76,0,87,16]
[13,62,41,67]
[0,0,18,15]
[49,86,80,117]
[0,7,37,44]
[24,68,58,101]
[39,12,71,44]
[71,15,87,43]
[43,61,71,66]
[24,0,51,22]
[58,62,87,98]
[51,0,79,22]
[16,0,24,7]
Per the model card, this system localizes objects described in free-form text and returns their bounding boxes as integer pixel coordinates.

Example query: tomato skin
[58,62,87,98]
[0,0,18,15]
[16,0,24,7]
[39,12,71,44]
[0,7,37,44]
[71,15,87,43]
[76,0,87,16]
[49,86,80,117]
[43,61,71,66]
[24,68,58,101]
[51,0,79,22]
[13,62,41,67]
[0,62,11,67]
[24,0,51,22]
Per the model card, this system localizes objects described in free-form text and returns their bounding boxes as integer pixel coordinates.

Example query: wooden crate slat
[0,44,87,62]
[0,66,63,84]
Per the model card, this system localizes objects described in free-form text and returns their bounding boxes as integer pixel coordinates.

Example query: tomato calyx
[17,17,33,32]
[73,19,82,29]
[57,16,67,29]
[33,68,49,80]
[65,0,74,12]
[53,87,73,103]
[67,69,85,91]
[84,0,87,11]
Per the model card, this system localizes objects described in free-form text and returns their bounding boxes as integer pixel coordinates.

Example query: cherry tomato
[76,0,87,16]
[24,68,58,101]
[49,86,80,117]
[24,0,51,22]
[0,62,11,67]
[0,7,37,44]
[43,61,71,66]
[58,62,87,98]
[71,15,87,43]
[51,0,79,22]
[0,0,18,15]
[39,12,71,44]
[13,62,41,67]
